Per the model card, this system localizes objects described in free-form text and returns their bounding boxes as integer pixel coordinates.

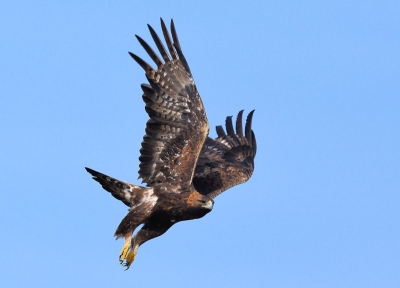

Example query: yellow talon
[122,244,139,270]
[124,250,137,269]
[118,235,139,269]
[119,236,131,263]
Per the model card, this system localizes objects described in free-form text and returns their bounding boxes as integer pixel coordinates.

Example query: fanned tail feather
[85,167,149,207]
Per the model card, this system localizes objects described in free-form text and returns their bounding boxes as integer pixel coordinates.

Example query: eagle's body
[86,19,256,269]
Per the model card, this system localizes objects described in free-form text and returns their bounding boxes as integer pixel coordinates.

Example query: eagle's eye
[200,200,206,204]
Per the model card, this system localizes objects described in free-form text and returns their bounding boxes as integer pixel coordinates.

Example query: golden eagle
[85,19,257,269]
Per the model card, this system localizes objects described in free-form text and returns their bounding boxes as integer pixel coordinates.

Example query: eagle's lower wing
[131,19,209,191]
[192,110,256,199]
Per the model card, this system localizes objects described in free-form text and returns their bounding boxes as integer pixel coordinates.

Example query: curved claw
[121,244,139,270]
[119,236,132,264]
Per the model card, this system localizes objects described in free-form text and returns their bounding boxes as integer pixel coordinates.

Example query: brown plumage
[85,18,256,269]
[193,110,257,199]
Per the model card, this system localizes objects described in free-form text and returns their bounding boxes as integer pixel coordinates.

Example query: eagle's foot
[121,249,137,270]
[119,236,131,264]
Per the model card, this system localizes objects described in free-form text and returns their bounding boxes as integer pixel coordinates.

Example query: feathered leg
[115,210,147,267]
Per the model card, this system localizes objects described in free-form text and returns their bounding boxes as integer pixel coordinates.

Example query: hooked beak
[203,200,214,210]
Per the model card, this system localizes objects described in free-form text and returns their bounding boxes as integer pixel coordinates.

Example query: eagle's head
[187,192,214,218]
[198,195,214,211]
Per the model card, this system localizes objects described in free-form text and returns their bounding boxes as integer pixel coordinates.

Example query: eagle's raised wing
[192,110,256,199]
[131,19,209,191]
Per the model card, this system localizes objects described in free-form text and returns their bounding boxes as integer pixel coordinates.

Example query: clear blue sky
[1,1,399,287]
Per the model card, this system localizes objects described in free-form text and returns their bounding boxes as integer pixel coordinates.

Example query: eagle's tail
[85,167,148,207]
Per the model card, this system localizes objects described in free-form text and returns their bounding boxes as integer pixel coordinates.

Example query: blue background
[1,1,399,287]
